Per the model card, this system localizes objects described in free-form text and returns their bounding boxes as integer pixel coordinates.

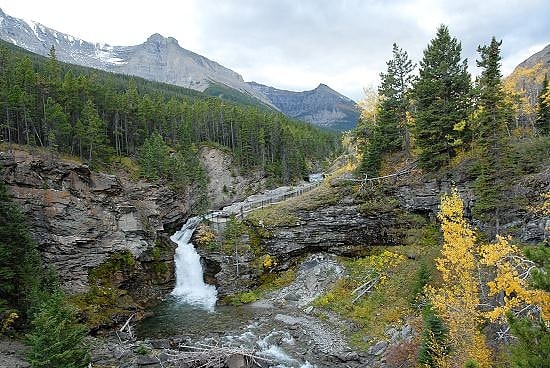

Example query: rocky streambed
[92,253,412,368]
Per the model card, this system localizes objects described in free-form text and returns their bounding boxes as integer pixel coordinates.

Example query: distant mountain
[504,43,550,106]
[0,7,358,130]
[0,8,274,108]
[516,44,550,70]
[248,82,359,131]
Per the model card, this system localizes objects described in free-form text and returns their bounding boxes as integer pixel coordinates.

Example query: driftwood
[172,344,272,367]
[125,342,273,368]
[351,276,380,304]
[116,314,135,343]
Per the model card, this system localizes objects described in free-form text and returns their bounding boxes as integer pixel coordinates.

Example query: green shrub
[26,291,90,368]
[508,314,550,367]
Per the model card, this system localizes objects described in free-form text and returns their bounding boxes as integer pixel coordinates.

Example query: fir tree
[471,37,513,234]
[418,305,449,367]
[508,315,550,368]
[139,132,171,181]
[413,25,471,171]
[377,43,415,157]
[359,44,414,176]
[0,178,40,318]
[535,75,550,135]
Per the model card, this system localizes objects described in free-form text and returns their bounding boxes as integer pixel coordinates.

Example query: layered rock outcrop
[0,150,192,302]
[395,170,550,243]
[196,190,421,297]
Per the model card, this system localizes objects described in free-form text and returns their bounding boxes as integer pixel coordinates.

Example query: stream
[135,180,368,367]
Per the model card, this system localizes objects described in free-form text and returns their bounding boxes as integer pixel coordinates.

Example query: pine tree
[377,43,415,157]
[508,315,550,368]
[418,305,449,368]
[139,132,170,181]
[0,178,40,318]
[535,75,550,135]
[80,99,109,165]
[413,25,471,171]
[471,38,513,233]
[359,45,414,176]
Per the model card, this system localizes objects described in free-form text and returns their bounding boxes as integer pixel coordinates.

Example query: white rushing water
[170,216,217,311]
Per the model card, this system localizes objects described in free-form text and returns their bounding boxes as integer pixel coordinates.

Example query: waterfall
[170,216,217,311]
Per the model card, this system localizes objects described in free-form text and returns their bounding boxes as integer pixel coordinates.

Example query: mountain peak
[516,43,550,70]
[147,33,166,42]
[247,82,358,131]
[146,33,179,45]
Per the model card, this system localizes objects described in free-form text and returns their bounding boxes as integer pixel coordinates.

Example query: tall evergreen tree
[26,291,90,368]
[377,43,415,156]
[471,37,513,234]
[535,75,550,135]
[0,178,40,318]
[413,25,471,171]
[359,44,414,177]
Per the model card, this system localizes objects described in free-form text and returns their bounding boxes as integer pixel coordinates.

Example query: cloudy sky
[1,0,548,100]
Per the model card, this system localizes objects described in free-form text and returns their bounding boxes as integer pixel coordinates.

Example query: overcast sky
[1,0,548,100]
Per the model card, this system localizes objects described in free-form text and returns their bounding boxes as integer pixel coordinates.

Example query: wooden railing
[209,180,323,222]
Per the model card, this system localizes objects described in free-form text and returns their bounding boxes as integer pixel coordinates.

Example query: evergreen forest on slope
[0,39,341,203]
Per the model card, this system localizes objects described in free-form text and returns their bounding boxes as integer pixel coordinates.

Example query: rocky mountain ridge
[0,7,359,130]
[248,82,359,131]
[515,43,550,70]
[0,8,274,108]
[504,43,550,110]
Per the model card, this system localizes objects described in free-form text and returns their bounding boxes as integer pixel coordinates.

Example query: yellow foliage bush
[1,311,19,333]
[262,254,276,269]
[428,189,550,368]
[196,224,217,249]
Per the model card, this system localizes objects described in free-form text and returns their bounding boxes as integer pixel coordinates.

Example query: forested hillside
[353,26,549,367]
[0,40,341,196]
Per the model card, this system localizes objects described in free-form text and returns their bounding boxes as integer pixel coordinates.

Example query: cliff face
[196,191,422,297]
[0,149,192,302]
[198,167,549,297]
[395,171,550,243]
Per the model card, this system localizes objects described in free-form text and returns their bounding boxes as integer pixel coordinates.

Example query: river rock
[136,355,160,366]
[368,340,388,356]
[227,354,247,368]
[148,339,171,350]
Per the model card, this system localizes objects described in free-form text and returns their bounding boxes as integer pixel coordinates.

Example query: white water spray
[170,216,217,310]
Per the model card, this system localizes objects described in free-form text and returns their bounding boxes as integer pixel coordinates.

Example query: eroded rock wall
[0,150,192,302]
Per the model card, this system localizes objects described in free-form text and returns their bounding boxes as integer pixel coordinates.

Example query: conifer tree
[139,132,171,181]
[413,25,471,171]
[80,99,109,165]
[535,75,550,135]
[377,43,415,157]
[0,179,40,318]
[26,291,90,368]
[471,38,513,233]
[360,44,414,176]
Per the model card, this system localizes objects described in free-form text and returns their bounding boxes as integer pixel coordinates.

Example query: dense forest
[0,40,341,196]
